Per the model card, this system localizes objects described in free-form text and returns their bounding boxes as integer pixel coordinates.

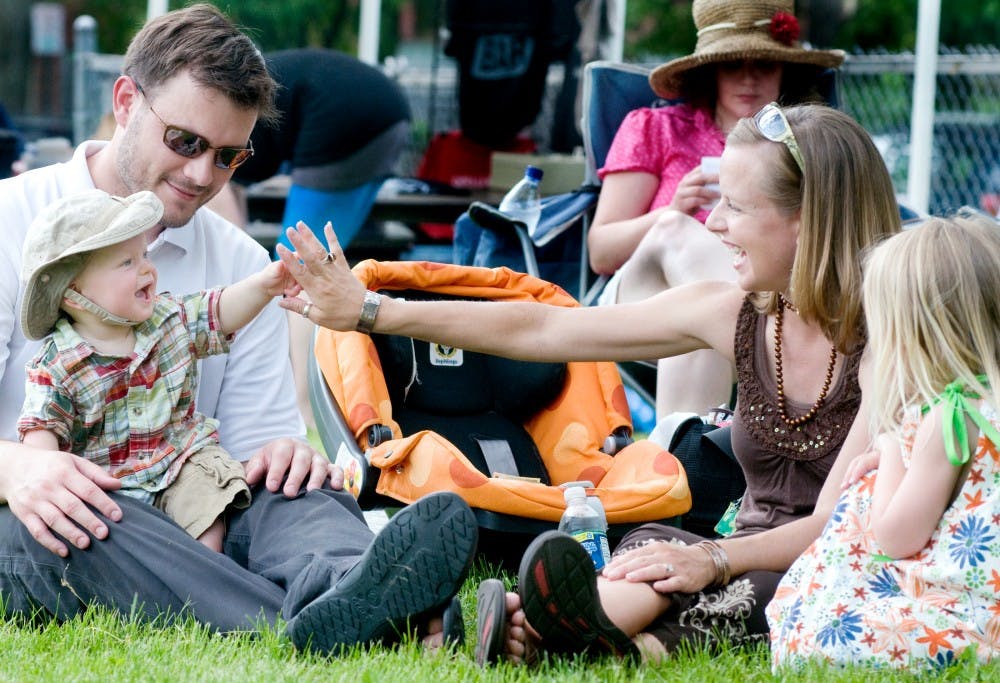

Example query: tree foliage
[64,0,147,54]
[225,1,361,54]
[64,0,1000,59]
[624,0,1000,59]
[70,0,410,57]
[622,0,695,60]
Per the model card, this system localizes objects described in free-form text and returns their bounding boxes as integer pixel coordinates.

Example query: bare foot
[504,590,657,664]
[420,597,463,650]
[420,615,444,649]
[633,632,669,663]
[503,591,540,665]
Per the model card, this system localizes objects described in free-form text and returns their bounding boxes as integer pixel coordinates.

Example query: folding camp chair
[453,62,851,416]
[453,60,659,306]
[308,260,691,567]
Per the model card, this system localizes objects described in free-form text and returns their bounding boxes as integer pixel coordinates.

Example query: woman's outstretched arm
[275,220,744,366]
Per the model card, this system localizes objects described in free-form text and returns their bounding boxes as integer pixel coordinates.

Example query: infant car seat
[309,260,691,561]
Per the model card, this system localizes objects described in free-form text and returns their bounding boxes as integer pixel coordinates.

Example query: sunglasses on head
[133,80,254,170]
[753,102,805,175]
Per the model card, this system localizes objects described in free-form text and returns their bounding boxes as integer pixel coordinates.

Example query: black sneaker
[518,530,638,659]
[287,491,478,653]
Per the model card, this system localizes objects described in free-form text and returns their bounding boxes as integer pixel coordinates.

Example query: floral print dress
[767,401,1000,670]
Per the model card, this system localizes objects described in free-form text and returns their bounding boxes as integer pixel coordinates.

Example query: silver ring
[301,302,313,320]
[321,251,336,264]
[661,563,674,574]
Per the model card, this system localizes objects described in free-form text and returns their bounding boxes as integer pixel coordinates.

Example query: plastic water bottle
[558,486,611,571]
[498,165,543,238]
[560,481,609,531]
[587,491,609,536]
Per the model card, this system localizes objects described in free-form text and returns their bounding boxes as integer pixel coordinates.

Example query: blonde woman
[277,102,901,661]
[769,211,1000,669]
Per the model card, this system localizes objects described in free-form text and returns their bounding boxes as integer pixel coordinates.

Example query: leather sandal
[442,595,465,647]
[474,578,506,665]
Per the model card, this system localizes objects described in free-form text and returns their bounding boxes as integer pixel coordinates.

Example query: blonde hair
[864,211,1000,436]
[728,104,901,353]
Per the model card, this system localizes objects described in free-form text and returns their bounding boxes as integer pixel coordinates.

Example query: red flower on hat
[769,12,800,46]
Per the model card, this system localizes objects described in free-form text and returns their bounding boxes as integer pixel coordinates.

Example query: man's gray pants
[0,484,374,632]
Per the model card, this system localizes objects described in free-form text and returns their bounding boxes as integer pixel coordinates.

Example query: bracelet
[695,540,731,587]
[356,291,383,335]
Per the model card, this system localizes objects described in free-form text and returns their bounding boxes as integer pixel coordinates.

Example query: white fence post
[359,0,381,65]
[907,0,942,215]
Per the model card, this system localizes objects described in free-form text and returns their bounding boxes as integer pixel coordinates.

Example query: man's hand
[243,437,344,497]
[0,444,123,557]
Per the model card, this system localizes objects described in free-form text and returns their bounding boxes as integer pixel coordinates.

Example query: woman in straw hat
[589,0,843,419]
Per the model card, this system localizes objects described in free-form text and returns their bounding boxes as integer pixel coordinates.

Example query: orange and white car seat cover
[313,260,691,523]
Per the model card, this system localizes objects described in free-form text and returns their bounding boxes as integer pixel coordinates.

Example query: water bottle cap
[563,486,586,503]
[525,165,544,182]
[559,481,595,489]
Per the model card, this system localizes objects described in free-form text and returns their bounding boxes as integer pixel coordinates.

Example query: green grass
[6,430,987,680]
[3,562,999,683]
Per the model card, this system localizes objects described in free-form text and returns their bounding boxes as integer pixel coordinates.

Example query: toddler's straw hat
[20,189,163,340]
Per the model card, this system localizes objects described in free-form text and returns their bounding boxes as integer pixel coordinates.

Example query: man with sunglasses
[0,3,476,653]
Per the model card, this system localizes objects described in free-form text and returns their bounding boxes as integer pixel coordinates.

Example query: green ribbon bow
[922,376,1000,466]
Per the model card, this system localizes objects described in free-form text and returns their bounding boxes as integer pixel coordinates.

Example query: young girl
[768,211,1000,669]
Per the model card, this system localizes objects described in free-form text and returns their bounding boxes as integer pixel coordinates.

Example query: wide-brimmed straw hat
[20,189,163,340]
[649,0,845,99]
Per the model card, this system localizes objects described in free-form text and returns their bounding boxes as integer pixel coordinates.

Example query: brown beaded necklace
[774,294,839,427]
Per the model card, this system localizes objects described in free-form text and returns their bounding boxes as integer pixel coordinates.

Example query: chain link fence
[837,46,1000,215]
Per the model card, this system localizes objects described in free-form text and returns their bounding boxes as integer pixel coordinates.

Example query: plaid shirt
[18,289,231,502]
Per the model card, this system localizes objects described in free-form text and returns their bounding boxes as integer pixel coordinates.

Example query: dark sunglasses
[134,81,254,170]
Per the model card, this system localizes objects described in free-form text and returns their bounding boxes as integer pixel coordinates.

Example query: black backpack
[668,419,746,538]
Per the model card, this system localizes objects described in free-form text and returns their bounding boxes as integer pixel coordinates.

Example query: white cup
[700,155,721,211]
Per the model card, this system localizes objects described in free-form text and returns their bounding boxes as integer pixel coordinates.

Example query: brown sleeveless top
[729,296,863,536]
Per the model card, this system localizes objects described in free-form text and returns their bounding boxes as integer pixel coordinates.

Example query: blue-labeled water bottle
[558,486,611,571]
[586,491,609,541]
[559,481,609,538]
[498,165,544,238]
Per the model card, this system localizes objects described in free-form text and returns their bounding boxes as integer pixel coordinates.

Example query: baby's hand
[260,260,302,298]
